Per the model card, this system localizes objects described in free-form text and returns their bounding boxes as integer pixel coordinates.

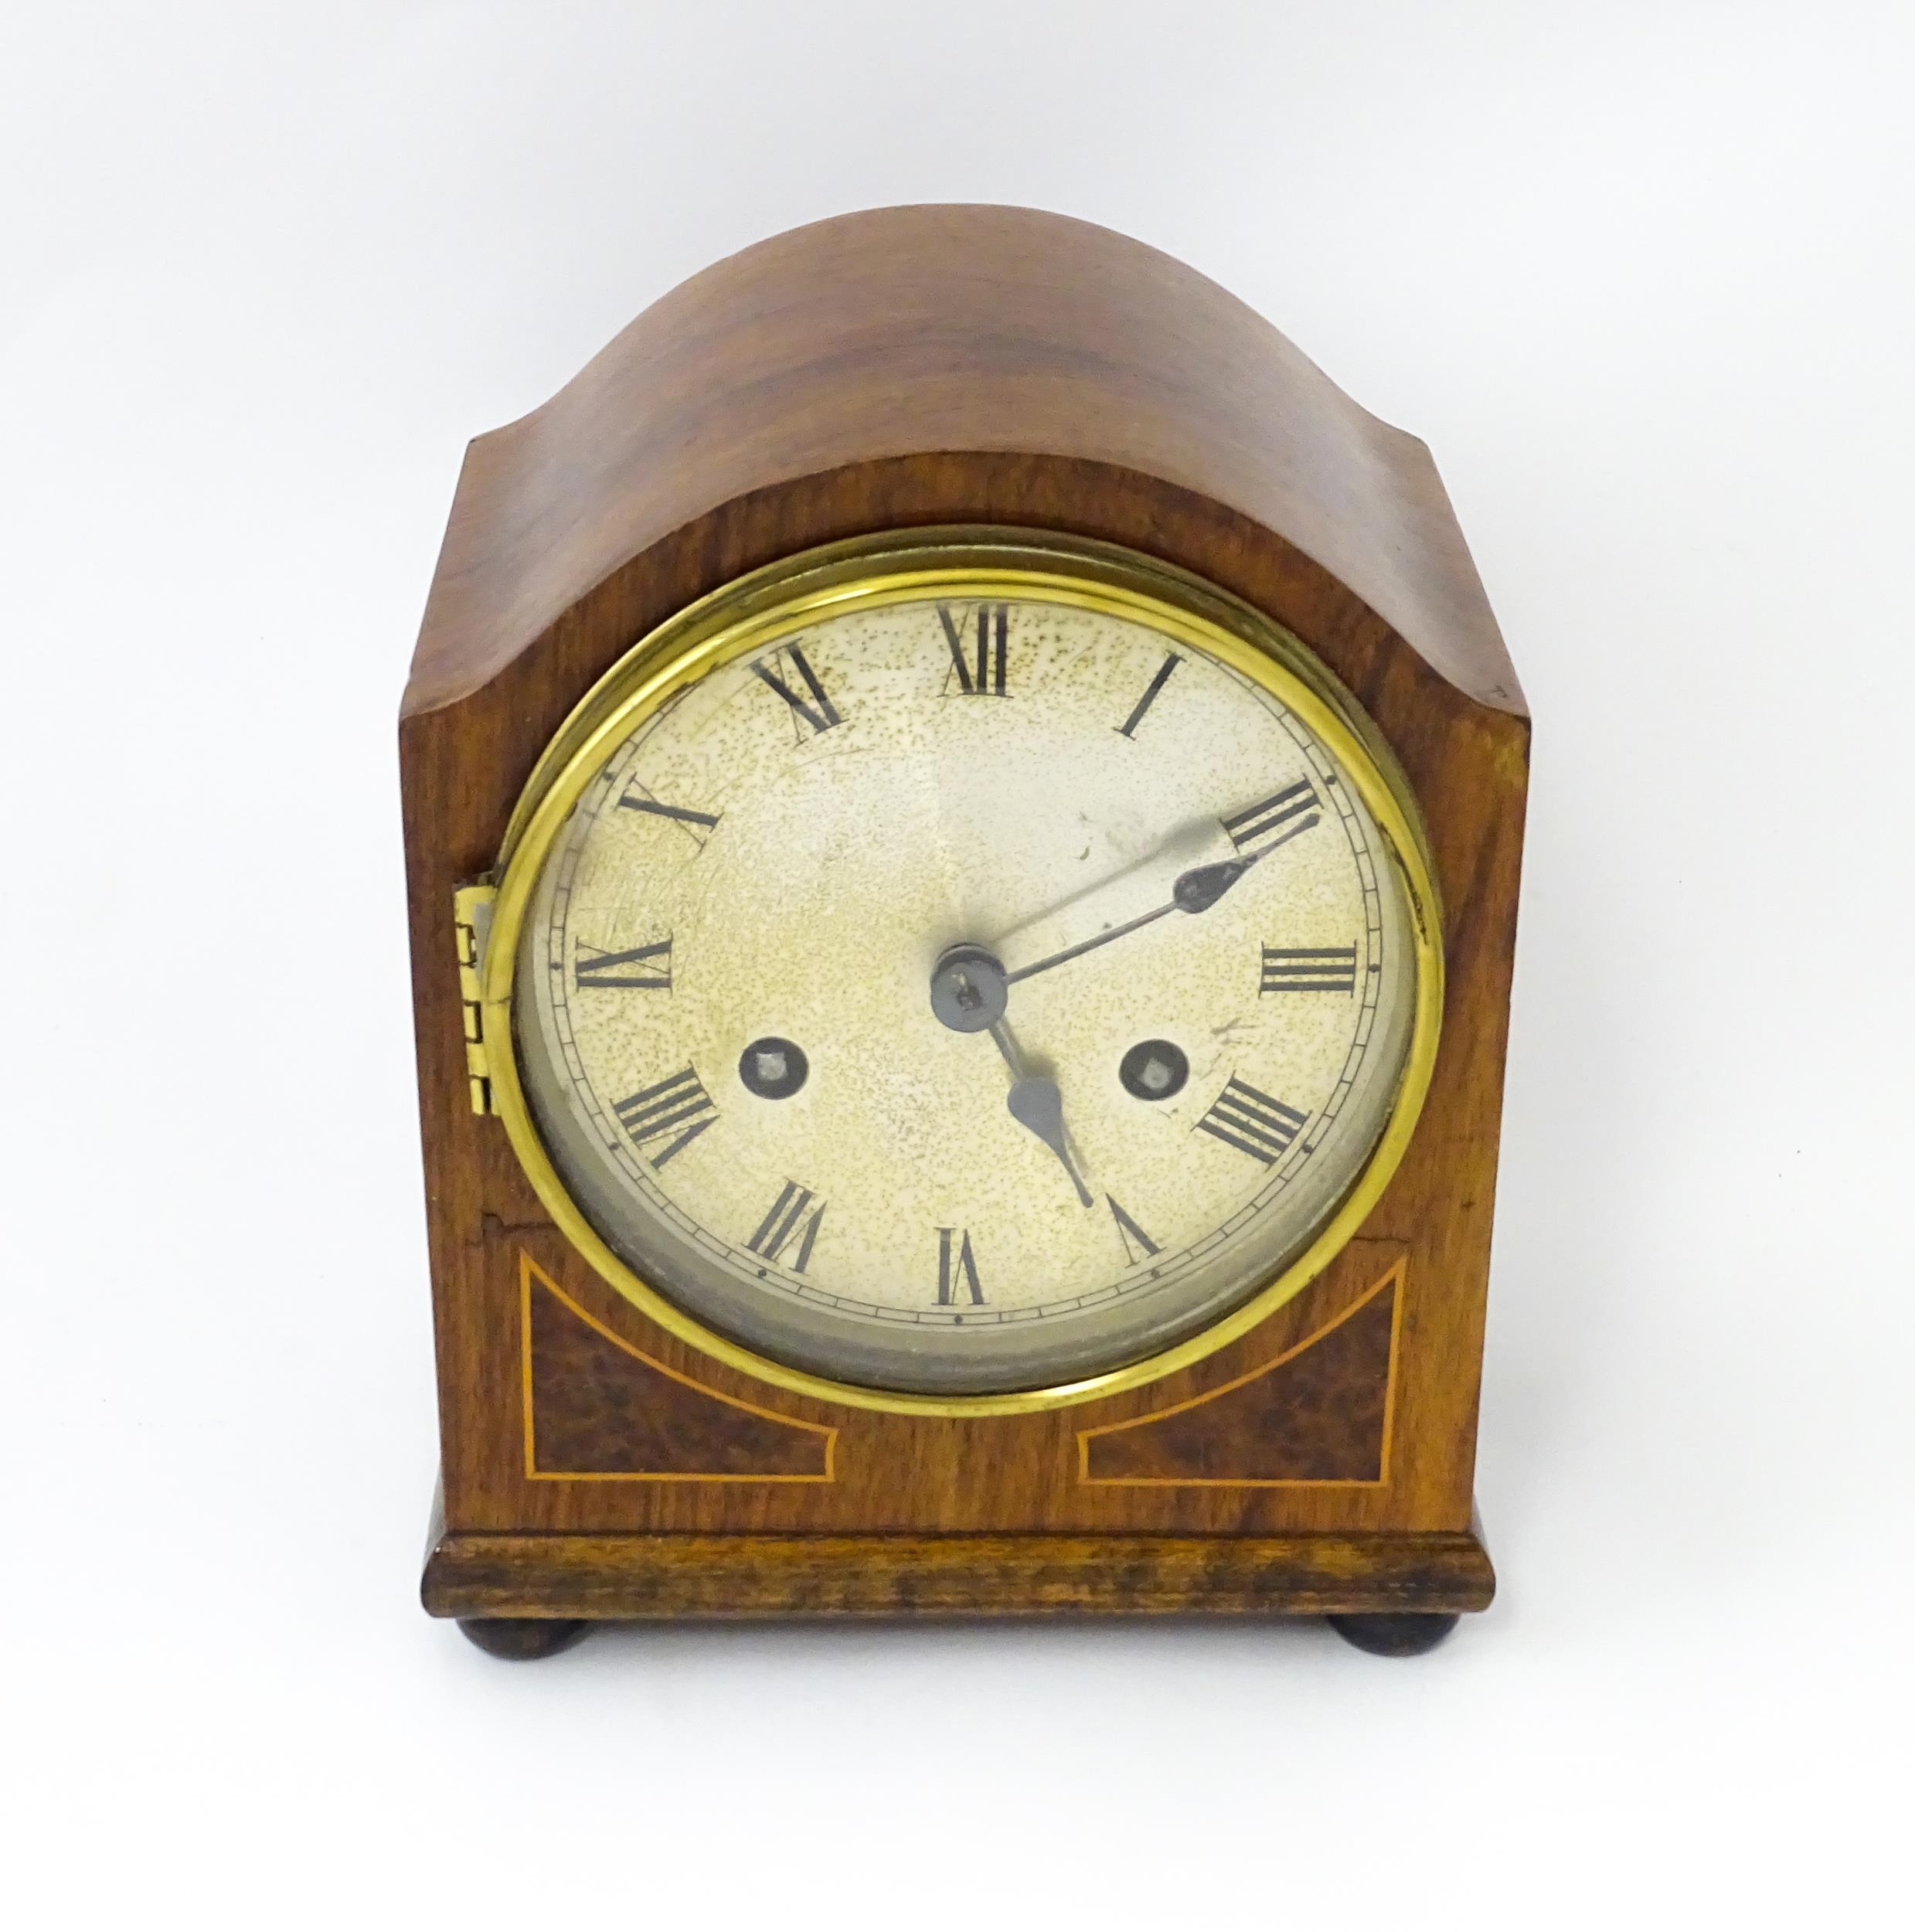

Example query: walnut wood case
[401,205,1528,1628]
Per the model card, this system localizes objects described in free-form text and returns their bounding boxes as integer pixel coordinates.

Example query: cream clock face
[510,566,1428,1396]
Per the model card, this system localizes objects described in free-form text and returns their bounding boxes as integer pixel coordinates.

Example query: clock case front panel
[401,206,1527,1621]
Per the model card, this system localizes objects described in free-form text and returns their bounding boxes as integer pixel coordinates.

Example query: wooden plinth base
[423,1517,1494,1624]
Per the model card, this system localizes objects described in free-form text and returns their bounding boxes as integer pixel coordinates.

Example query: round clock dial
[498,538,1439,1402]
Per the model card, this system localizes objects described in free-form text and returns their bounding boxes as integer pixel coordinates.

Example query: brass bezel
[477,527,1444,1417]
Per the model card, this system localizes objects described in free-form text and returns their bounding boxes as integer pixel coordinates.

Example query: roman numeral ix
[753,644,842,737]
[746,1181,825,1274]
[1222,779,1321,855]
[573,938,672,990]
[1260,944,1357,995]
[935,1227,985,1305]
[937,603,1009,696]
[611,1065,716,1168]
[1195,1076,1308,1166]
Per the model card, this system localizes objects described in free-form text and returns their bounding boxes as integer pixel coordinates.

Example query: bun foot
[1328,1611,1461,1657]
[457,1617,589,1660]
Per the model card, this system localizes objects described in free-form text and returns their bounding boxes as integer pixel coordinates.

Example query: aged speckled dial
[509,563,1427,1396]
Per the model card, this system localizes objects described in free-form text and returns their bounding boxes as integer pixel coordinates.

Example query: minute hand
[1002,811,1318,988]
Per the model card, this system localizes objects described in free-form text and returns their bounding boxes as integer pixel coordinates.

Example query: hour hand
[925,944,1091,1208]
[995,1028,1094,1208]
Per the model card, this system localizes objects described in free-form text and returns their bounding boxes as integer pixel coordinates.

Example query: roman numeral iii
[573,938,672,990]
[1260,944,1357,995]
[1195,1076,1308,1165]
[937,603,1009,696]
[753,644,843,736]
[746,1181,825,1273]
[611,1065,716,1168]
[1222,779,1321,854]
[935,1227,985,1304]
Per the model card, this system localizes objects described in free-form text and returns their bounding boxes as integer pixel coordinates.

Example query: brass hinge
[452,882,499,1116]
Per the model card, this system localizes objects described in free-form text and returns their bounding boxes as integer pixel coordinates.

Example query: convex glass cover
[482,533,1442,1405]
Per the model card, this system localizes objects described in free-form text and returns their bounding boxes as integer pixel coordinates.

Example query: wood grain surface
[1078,1260,1402,1486]
[424,1522,1496,1621]
[523,1260,835,1482]
[400,204,1527,1620]
[405,205,1521,722]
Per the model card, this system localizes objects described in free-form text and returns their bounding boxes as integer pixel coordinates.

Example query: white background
[3,4,1910,1927]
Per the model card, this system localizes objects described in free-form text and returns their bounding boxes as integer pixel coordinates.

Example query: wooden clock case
[400,205,1528,1657]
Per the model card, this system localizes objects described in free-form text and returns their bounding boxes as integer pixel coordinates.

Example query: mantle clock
[400,205,1528,1659]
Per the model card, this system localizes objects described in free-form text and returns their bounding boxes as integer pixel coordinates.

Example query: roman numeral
[611,1065,716,1168]
[573,938,672,990]
[935,1227,985,1304]
[937,602,1009,696]
[1195,1076,1308,1165]
[1221,779,1321,854]
[1260,944,1357,995]
[746,1181,825,1273]
[1106,1195,1161,1267]
[753,644,842,736]
[1115,652,1181,738]
[617,784,721,848]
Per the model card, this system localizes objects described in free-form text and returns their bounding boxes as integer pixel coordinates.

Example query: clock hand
[989,1020,1094,1208]
[1002,814,1315,988]
[1003,900,1176,986]
[927,946,1093,1206]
